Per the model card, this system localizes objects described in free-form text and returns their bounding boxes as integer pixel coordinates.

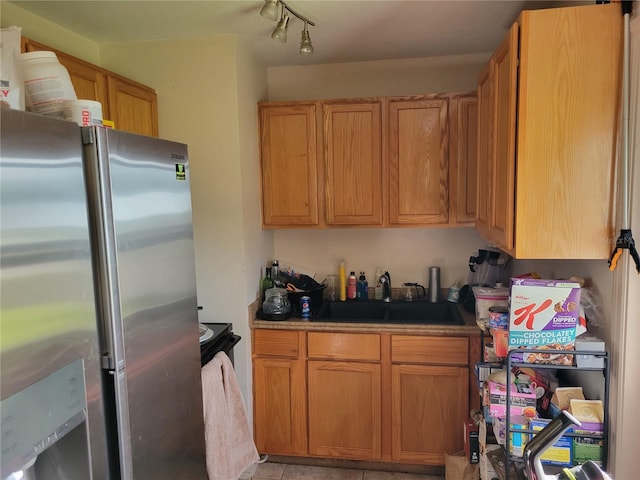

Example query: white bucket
[63,99,103,127]
[22,51,77,118]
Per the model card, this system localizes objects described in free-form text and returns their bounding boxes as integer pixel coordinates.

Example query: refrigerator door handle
[111,370,134,480]
[83,127,127,372]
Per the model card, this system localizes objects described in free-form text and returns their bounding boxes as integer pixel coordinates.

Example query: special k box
[508,279,580,365]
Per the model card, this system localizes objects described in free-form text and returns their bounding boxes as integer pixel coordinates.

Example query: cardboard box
[464,418,480,464]
[571,399,605,466]
[575,333,606,368]
[508,278,580,365]
[554,387,585,410]
[529,418,573,466]
[573,437,604,466]
[488,380,537,418]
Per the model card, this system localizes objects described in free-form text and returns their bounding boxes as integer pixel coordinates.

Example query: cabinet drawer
[308,332,380,361]
[254,329,300,358]
[392,335,468,365]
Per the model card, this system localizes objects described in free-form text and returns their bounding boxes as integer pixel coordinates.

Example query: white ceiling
[8,0,587,67]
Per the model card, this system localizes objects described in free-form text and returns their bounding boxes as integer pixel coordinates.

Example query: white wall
[99,36,269,418]
[267,53,489,100]
[1,1,101,63]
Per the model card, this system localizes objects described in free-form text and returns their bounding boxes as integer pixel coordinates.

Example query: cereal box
[508,278,581,365]
[488,380,537,418]
[529,418,573,466]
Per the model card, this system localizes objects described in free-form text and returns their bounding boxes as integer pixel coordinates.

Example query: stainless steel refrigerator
[1,108,207,480]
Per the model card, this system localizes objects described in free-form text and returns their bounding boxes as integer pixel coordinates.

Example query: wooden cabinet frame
[474,4,622,259]
[253,328,476,466]
[259,92,478,229]
[22,37,159,137]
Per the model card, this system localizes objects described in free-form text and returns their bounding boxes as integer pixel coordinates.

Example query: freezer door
[0,109,109,480]
[82,126,206,480]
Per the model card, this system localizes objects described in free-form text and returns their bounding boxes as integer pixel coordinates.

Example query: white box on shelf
[575,333,606,368]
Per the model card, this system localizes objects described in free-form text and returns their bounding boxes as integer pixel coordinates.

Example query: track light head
[260,0,279,21]
[299,24,314,55]
[271,13,290,43]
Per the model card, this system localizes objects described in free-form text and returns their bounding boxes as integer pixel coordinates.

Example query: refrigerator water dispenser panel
[0,359,91,480]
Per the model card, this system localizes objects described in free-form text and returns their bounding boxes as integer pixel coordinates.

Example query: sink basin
[313,300,464,325]
[315,301,389,322]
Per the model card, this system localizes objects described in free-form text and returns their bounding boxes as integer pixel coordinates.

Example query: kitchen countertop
[250,301,480,336]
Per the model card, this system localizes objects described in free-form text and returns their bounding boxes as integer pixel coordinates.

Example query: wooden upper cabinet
[323,101,383,225]
[259,103,319,227]
[475,63,492,238]
[388,97,449,225]
[22,38,159,138]
[107,76,158,137]
[475,4,622,259]
[488,23,518,252]
[258,93,476,229]
[513,4,621,259]
[449,94,478,225]
[25,40,108,107]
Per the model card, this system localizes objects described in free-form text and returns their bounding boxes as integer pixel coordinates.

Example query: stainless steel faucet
[379,271,392,302]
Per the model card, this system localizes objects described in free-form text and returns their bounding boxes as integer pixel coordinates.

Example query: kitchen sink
[313,300,464,325]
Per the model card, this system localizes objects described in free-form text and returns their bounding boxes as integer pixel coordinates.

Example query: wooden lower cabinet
[253,330,307,455]
[252,328,471,466]
[390,335,469,465]
[390,364,468,464]
[308,360,381,460]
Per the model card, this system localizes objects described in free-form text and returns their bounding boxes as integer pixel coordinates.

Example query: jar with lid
[262,287,291,316]
[22,51,77,118]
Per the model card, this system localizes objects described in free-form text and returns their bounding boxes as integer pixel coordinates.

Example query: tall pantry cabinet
[475,3,622,259]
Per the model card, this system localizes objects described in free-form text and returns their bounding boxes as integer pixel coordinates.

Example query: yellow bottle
[338,260,347,301]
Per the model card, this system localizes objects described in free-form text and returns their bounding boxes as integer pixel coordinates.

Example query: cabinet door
[449,94,478,225]
[388,97,449,225]
[489,24,518,251]
[107,76,158,137]
[259,104,319,227]
[514,4,621,259]
[24,40,108,112]
[323,102,383,225]
[391,364,468,465]
[253,357,307,455]
[475,63,492,238]
[308,360,381,460]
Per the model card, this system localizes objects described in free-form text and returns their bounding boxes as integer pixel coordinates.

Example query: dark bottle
[358,272,368,301]
[261,266,274,300]
[271,260,282,287]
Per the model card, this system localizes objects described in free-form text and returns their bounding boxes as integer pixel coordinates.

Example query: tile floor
[240,462,444,480]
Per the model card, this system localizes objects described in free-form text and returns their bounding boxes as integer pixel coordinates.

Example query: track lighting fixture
[299,23,313,55]
[259,0,316,55]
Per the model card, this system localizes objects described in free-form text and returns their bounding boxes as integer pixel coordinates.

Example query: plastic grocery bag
[0,26,25,110]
